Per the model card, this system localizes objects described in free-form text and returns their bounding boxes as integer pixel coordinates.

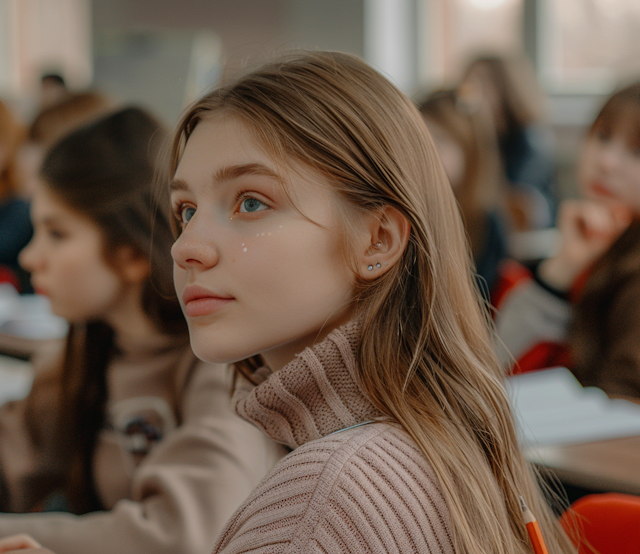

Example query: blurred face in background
[460,64,505,133]
[423,118,466,191]
[578,107,640,212]
[19,181,132,322]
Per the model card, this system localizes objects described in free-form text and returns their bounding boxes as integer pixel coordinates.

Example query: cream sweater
[214,321,455,553]
[0,334,286,554]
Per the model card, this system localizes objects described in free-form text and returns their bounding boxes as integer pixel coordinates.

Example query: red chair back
[560,493,640,553]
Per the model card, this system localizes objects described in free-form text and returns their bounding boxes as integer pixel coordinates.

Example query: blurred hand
[538,199,632,291]
[0,535,52,554]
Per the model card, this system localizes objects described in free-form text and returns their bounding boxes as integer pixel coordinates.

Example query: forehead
[593,101,640,140]
[175,115,280,180]
[173,114,337,199]
[30,180,86,223]
[31,180,68,211]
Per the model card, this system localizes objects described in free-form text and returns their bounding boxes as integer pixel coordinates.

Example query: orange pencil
[520,496,549,554]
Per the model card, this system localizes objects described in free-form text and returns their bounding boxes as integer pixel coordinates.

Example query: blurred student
[0,99,32,291]
[18,91,113,198]
[419,89,510,298]
[460,55,557,229]
[0,107,284,554]
[495,82,640,399]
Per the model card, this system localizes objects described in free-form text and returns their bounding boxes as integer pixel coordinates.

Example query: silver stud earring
[376,262,381,268]
[367,265,374,271]
[375,242,382,248]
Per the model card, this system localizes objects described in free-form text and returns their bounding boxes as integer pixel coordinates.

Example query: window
[539,0,640,92]
[0,0,91,98]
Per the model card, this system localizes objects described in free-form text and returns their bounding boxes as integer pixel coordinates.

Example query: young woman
[0,108,283,554]
[418,89,510,298]
[460,55,557,230]
[164,52,573,553]
[496,83,640,399]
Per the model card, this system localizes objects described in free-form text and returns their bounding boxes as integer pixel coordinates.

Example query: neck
[232,318,384,449]
[104,283,160,352]
[261,311,355,372]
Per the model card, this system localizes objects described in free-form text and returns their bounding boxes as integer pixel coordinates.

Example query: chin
[189,335,247,365]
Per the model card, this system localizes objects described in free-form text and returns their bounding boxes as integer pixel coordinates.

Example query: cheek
[235,224,285,255]
[173,262,187,291]
[577,144,597,189]
[234,226,347,298]
[49,251,120,316]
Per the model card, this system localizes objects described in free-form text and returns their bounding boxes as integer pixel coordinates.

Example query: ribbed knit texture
[218,321,455,553]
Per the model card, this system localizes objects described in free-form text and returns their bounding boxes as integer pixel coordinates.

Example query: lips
[590,182,617,199]
[181,285,234,317]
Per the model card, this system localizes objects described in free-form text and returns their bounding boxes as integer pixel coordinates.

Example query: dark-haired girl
[0,108,283,554]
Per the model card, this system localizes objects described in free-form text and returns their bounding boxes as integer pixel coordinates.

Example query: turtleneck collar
[232,320,384,449]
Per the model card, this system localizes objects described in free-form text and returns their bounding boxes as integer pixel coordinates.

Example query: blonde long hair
[170,52,575,554]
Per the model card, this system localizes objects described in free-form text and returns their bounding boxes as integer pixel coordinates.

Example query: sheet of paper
[0,355,34,406]
[506,367,640,446]
[0,289,67,340]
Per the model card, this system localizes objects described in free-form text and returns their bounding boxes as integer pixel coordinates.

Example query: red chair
[560,493,640,553]
[0,265,20,291]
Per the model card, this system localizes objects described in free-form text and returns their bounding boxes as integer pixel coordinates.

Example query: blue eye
[182,206,196,224]
[239,197,267,213]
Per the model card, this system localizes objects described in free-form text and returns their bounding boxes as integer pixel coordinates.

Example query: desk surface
[527,436,640,496]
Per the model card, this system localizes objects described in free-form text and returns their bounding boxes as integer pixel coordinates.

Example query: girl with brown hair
[0,108,283,554]
[418,89,509,298]
[164,51,573,553]
[460,55,557,230]
[496,82,640,399]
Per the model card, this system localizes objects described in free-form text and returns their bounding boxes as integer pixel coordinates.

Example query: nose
[171,224,220,271]
[18,236,40,273]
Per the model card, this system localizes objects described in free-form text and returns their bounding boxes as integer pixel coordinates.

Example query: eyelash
[46,227,66,240]
[171,190,272,228]
[233,191,271,214]
[172,202,194,229]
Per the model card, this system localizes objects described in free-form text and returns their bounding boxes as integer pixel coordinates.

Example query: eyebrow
[169,163,284,192]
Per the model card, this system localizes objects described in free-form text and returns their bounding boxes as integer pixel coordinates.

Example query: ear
[113,246,151,285]
[357,205,411,280]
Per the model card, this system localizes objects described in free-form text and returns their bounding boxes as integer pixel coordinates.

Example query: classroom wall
[91,0,365,124]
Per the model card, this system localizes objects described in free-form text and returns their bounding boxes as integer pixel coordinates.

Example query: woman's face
[19,182,130,322]
[578,114,640,211]
[170,115,357,370]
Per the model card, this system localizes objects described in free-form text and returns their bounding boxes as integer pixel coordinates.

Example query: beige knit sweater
[0,334,286,554]
[214,321,455,553]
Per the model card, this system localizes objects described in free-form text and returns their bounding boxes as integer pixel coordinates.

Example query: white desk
[507,368,640,495]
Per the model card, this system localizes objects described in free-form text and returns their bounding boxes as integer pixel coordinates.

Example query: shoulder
[215,423,454,554]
